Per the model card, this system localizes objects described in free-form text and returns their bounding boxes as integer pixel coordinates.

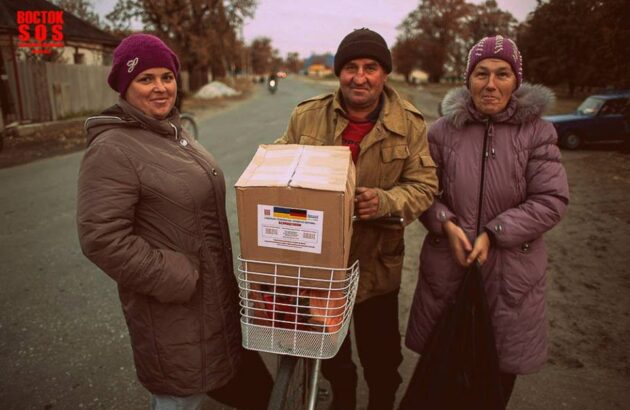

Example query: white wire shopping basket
[237,257,360,359]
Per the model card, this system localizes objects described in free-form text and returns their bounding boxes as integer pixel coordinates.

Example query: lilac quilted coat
[405,84,570,374]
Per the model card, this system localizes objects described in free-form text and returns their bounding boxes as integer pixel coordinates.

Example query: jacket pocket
[381,144,410,162]
[419,233,462,299]
[183,252,202,276]
[370,228,404,292]
[378,227,405,267]
[298,135,325,145]
[380,144,409,187]
[420,155,436,168]
[500,238,547,307]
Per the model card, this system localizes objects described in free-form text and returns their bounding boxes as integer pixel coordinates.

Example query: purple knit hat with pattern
[107,33,180,96]
[465,35,523,89]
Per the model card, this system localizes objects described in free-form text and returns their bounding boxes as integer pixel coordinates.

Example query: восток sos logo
[16,10,64,54]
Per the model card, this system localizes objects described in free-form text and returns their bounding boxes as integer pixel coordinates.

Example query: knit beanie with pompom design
[465,35,522,89]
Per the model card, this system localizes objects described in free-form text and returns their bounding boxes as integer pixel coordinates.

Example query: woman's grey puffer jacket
[405,84,570,374]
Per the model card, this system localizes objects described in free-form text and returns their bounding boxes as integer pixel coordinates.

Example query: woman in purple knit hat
[402,35,570,407]
[77,33,271,410]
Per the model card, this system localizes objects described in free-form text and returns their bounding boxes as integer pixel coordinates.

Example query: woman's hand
[466,232,491,266]
[443,220,473,267]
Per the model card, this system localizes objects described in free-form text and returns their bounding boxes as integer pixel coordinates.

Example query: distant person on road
[267,70,278,94]
[276,28,439,410]
[403,35,570,407]
[76,33,271,410]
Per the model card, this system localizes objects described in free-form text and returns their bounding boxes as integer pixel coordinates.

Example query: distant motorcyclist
[267,72,278,94]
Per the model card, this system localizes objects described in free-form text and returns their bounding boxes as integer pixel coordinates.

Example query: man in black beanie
[276,28,438,409]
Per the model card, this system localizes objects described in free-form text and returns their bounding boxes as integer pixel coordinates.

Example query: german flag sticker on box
[258,205,323,253]
[235,145,356,288]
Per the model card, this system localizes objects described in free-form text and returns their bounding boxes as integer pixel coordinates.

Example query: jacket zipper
[173,125,238,387]
[194,156,237,385]
[171,122,193,149]
[170,120,208,388]
[169,122,179,141]
[476,121,491,236]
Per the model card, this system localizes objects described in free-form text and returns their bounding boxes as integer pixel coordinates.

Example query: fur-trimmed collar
[441,83,555,128]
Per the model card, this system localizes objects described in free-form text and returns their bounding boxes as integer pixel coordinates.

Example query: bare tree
[466,0,517,42]
[249,37,273,75]
[454,0,517,78]
[107,0,256,90]
[392,38,419,83]
[285,52,303,74]
[399,0,471,83]
[395,0,517,83]
[50,0,105,29]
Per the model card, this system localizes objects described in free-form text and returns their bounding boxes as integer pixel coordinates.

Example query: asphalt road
[1,77,629,410]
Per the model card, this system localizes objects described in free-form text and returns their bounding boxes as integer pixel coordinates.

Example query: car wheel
[561,132,582,150]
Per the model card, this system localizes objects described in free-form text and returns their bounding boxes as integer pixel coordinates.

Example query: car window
[600,99,628,116]
[577,97,604,116]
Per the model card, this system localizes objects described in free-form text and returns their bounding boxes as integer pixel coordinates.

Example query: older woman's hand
[443,220,473,267]
[466,232,491,266]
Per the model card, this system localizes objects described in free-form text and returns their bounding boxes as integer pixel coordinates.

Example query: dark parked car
[544,91,630,149]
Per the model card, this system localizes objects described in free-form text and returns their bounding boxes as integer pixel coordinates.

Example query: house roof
[304,53,334,69]
[0,0,119,47]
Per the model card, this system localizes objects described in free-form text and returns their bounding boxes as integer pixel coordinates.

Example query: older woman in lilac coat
[405,35,570,405]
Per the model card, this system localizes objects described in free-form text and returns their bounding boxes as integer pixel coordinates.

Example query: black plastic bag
[400,263,505,410]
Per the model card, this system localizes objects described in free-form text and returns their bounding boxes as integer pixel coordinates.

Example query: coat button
[438,210,446,221]
[211,169,218,176]
[179,138,188,147]
[494,224,503,233]
[521,242,530,252]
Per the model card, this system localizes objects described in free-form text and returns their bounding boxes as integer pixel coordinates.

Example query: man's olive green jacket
[276,84,438,302]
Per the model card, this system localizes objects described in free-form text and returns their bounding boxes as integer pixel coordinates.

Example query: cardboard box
[235,144,355,289]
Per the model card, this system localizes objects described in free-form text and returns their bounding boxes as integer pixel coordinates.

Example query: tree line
[394,0,630,95]
[50,0,629,94]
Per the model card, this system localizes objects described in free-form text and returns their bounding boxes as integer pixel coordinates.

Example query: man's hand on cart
[354,188,405,225]
[354,187,379,220]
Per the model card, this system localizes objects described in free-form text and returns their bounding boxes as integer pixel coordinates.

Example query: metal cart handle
[352,215,404,225]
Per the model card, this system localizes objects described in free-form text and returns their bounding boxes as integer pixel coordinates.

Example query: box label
[257,205,324,254]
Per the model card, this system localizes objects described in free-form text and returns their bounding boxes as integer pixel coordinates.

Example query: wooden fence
[7,61,118,123]
[6,61,192,124]
[47,63,118,120]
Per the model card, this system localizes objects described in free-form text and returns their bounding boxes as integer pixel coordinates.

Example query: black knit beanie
[334,28,392,76]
